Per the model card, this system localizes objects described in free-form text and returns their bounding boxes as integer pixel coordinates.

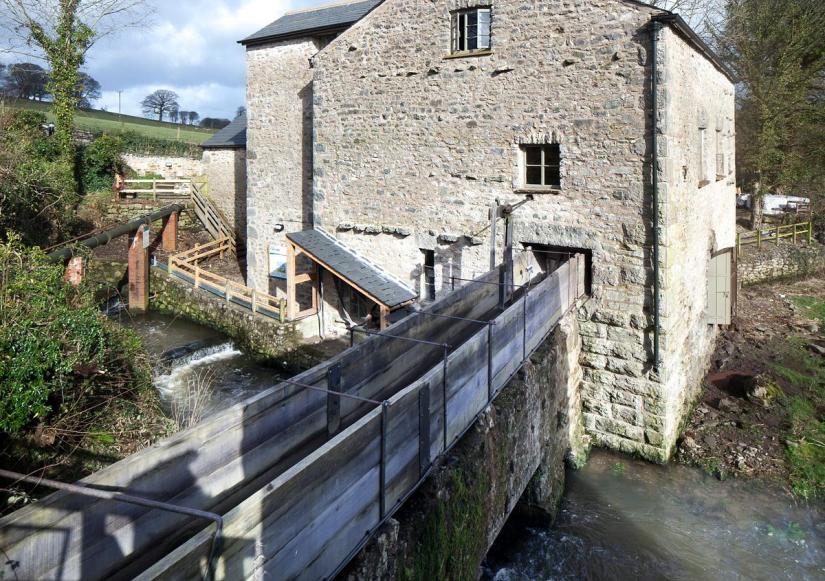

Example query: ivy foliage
[0,111,78,246]
[77,133,125,194]
[0,237,147,435]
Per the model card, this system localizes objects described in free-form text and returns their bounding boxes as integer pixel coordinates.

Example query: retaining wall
[123,154,204,179]
[737,241,825,286]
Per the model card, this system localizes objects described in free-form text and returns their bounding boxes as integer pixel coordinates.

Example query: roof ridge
[284,0,371,17]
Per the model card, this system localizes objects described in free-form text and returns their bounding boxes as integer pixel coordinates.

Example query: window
[451,7,491,54]
[521,144,561,189]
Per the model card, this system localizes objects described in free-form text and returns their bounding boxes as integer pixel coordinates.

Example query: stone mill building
[221,0,737,460]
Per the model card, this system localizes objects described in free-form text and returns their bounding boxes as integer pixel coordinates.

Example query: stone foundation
[738,241,825,286]
[342,310,584,580]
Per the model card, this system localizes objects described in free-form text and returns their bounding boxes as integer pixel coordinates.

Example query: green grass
[791,296,825,325]
[0,97,215,144]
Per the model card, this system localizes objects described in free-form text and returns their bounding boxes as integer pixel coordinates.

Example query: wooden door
[707,249,733,325]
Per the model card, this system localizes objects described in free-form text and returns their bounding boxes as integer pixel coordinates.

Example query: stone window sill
[514,187,561,195]
[443,50,493,60]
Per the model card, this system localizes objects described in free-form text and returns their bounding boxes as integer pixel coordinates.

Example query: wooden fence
[121,179,192,202]
[0,257,586,581]
[736,220,814,255]
[169,238,285,321]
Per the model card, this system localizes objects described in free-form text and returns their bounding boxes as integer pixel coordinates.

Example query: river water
[116,311,280,420]
[119,312,824,580]
[484,449,825,581]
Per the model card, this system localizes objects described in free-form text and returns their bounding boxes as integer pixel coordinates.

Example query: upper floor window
[451,7,491,54]
[521,144,561,189]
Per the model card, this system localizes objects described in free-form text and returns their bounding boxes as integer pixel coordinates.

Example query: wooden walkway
[0,256,586,580]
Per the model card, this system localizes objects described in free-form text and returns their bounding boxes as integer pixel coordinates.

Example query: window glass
[452,7,491,53]
[522,144,561,188]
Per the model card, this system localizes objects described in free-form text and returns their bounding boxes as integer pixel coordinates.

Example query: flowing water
[484,450,825,581]
[116,311,280,420]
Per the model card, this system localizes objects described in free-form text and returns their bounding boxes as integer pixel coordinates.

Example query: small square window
[521,144,561,189]
[451,7,491,54]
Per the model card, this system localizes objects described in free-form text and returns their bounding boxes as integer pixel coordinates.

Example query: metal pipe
[47,204,185,262]
[0,468,223,581]
[277,377,383,405]
[651,20,662,370]
[449,276,526,288]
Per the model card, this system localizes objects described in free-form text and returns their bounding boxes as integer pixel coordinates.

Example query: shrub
[78,133,124,193]
[0,111,77,245]
[0,237,147,434]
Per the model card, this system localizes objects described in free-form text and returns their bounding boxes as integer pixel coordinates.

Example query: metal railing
[736,220,814,255]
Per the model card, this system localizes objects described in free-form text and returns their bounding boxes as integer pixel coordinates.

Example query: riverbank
[675,274,825,500]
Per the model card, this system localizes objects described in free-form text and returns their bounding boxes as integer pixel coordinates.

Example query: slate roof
[287,228,417,308]
[240,0,383,45]
[201,114,247,149]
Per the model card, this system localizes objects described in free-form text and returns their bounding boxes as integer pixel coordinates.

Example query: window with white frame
[521,144,561,189]
[451,7,491,54]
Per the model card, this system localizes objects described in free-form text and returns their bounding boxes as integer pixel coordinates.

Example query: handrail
[736,220,813,255]
[169,242,286,321]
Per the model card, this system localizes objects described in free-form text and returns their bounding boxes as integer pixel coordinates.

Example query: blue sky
[1,0,323,120]
[88,0,326,119]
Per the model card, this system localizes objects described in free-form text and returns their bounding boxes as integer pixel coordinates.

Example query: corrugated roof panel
[287,228,417,308]
[201,114,246,149]
[241,0,382,45]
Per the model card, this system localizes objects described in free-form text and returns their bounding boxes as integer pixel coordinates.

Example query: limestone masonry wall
[738,241,825,286]
[123,154,204,179]
[245,38,318,293]
[203,148,247,241]
[245,0,737,459]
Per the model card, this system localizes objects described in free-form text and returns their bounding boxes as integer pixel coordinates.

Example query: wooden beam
[287,241,297,320]
[161,211,179,252]
[128,226,149,313]
[379,305,390,330]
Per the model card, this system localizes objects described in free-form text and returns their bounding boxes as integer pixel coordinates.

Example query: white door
[707,251,732,325]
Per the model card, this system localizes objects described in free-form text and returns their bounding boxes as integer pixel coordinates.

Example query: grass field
[0,97,216,144]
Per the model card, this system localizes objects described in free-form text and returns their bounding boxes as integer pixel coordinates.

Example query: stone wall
[149,268,321,370]
[245,38,319,293]
[203,148,247,241]
[310,0,678,460]
[738,241,825,286]
[245,0,736,458]
[82,197,201,231]
[343,310,584,580]
[123,154,204,179]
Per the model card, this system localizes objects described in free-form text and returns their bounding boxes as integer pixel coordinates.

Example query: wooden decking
[0,257,587,581]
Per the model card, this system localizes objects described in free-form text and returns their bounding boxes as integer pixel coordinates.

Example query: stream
[484,449,825,581]
[115,311,279,420]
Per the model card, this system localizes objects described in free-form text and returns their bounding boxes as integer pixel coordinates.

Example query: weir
[0,255,587,580]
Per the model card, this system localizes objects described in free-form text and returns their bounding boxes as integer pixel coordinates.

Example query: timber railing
[168,238,286,321]
[0,256,587,581]
[120,178,237,252]
[120,179,192,202]
[736,220,814,255]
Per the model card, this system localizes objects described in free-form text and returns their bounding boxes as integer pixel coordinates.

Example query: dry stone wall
[738,241,825,286]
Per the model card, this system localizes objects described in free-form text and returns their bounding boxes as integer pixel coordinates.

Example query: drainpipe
[651,20,662,371]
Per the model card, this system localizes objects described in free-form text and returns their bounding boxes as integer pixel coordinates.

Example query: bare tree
[141,89,179,122]
[177,110,189,124]
[168,107,178,124]
[236,105,246,118]
[75,71,100,108]
[644,0,726,37]
[187,111,199,125]
[4,62,49,100]
[0,0,151,158]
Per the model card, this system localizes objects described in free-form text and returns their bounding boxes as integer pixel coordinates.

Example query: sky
[2,0,324,120]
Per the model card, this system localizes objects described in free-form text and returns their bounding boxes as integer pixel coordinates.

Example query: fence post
[757,228,762,248]
[775,225,780,245]
[793,224,798,245]
[194,267,200,289]
[522,288,528,361]
[224,281,230,303]
[736,233,741,256]
[442,344,449,452]
[809,221,814,244]
[152,180,157,201]
[251,290,257,313]
[380,401,389,519]
[327,363,342,437]
[487,323,494,401]
[279,299,287,322]
[418,383,431,478]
